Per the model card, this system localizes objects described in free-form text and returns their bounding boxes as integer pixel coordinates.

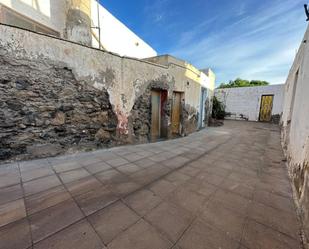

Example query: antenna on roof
[305,4,309,21]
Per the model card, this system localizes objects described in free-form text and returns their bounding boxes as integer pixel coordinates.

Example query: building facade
[0,24,215,161]
[0,0,157,58]
[215,84,284,123]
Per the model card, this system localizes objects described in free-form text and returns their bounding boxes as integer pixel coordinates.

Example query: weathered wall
[281,24,309,247]
[215,85,284,122]
[0,25,214,161]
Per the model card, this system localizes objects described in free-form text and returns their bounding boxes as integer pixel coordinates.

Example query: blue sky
[101,0,308,85]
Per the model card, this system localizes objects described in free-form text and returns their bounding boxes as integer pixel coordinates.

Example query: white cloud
[170,0,307,85]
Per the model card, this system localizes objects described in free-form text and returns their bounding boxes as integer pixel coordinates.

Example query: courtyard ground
[0,121,302,249]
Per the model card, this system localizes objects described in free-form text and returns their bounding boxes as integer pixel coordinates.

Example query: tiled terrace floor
[0,121,302,249]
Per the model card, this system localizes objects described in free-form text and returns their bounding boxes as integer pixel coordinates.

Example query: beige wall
[0,24,214,136]
[281,24,309,245]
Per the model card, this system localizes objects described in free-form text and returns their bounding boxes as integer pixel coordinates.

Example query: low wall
[215,85,284,122]
[281,24,309,247]
[0,24,214,162]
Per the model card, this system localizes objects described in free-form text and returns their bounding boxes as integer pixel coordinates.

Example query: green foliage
[218,78,270,89]
[212,96,226,120]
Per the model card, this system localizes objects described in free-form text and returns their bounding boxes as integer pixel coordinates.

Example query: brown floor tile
[25,185,71,215]
[74,186,118,216]
[184,180,217,198]
[248,201,299,239]
[33,219,105,249]
[165,172,191,186]
[117,163,141,175]
[0,218,31,249]
[0,171,20,188]
[84,162,112,174]
[106,158,129,167]
[23,175,61,196]
[178,219,239,249]
[253,189,296,213]
[21,167,54,182]
[196,171,225,186]
[145,201,193,242]
[58,168,90,184]
[212,189,251,216]
[89,201,140,244]
[125,189,162,216]
[95,169,125,185]
[220,178,255,199]
[134,158,156,168]
[107,220,172,249]
[65,175,103,197]
[201,200,246,241]
[242,219,301,249]
[0,198,26,228]
[29,199,84,243]
[52,161,82,173]
[168,188,205,214]
[149,179,177,198]
[0,184,23,205]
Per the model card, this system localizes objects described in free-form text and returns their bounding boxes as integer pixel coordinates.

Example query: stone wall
[0,25,215,162]
[281,24,309,247]
[0,55,117,161]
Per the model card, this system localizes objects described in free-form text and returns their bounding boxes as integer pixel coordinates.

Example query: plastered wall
[215,85,284,122]
[0,25,214,161]
[281,24,309,246]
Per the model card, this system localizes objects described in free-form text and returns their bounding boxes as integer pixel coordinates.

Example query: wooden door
[259,95,274,122]
[172,92,181,134]
[151,90,161,140]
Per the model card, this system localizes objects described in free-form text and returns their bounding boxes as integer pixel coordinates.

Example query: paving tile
[201,200,246,241]
[196,171,225,186]
[212,189,251,216]
[23,174,62,196]
[107,220,172,249]
[52,161,82,173]
[184,180,217,198]
[89,201,140,244]
[242,219,301,249]
[0,171,20,188]
[248,201,299,239]
[33,219,105,249]
[0,198,26,228]
[168,188,205,214]
[177,219,239,249]
[95,169,126,185]
[21,167,54,182]
[130,165,170,185]
[149,179,177,198]
[84,162,112,174]
[0,184,23,205]
[145,201,193,242]
[65,175,103,197]
[253,189,296,213]
[58,168,90,184]
[177,166,201,177]
[117,163,141,175]
[74,185,118,216]
[106,157,129,167]
[220,178,255,199]
[0,218,31,249]
[134,158,156,168]
[125,189,162,216]
[108,180,141,196]
[25,185,71,215]
[29,199,84,243]
[19,159,50,172]
[165,172,191,186]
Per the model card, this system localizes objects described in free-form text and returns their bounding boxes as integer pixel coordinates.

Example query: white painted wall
[215,85,284,121]
[0,0,157,59]
[90,0,157,58]
[0,0,66,33]
[281,24,309,243]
